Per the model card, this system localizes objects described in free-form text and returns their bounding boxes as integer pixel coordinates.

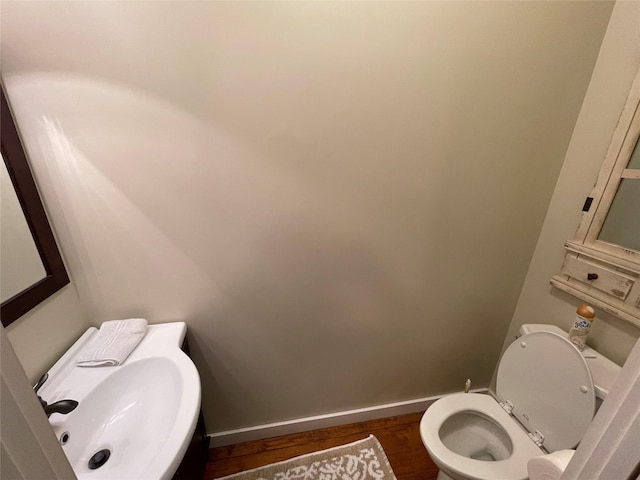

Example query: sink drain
[88,449,111,470]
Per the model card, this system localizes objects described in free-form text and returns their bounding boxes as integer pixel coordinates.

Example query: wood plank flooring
[203,411,439,480]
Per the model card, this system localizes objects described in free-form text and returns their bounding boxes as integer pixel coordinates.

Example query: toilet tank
[519,324,620,405]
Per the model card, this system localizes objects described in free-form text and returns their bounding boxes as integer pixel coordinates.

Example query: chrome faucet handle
[33,372,49,393]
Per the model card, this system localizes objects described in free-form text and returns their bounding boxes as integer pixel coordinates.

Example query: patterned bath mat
[214,434,397,480]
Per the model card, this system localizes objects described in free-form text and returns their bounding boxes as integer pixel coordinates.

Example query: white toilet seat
[420,393,544,480]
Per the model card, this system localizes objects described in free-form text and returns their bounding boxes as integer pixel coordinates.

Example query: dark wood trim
[1,86,70,326]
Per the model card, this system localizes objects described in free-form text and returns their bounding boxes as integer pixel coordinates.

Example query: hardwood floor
[203,411,439,480]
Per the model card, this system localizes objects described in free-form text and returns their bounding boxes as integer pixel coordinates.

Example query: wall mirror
[1,85,70,327]
[552,69,640,327]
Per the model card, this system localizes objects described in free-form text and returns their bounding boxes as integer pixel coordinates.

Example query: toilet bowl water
[420,331,595,480]
[440,411,512,462]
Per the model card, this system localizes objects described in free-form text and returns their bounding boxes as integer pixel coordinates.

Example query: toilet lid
[496,331,595,452]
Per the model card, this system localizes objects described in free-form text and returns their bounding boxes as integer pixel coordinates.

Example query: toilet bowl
[420,331,596,480]
[421,393,544,480]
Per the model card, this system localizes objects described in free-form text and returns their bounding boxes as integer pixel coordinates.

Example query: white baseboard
[208,387,488,447]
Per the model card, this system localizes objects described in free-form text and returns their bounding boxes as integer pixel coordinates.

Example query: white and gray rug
[214,434,398,480]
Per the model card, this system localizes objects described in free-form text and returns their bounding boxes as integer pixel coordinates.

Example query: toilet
[419,326,615,480]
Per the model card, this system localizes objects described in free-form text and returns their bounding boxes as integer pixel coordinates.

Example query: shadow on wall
[5,74,223,321]
[188,225,413,431]
[6,73,460,430]
[6,73,403,319]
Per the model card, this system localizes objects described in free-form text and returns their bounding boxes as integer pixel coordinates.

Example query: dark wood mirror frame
[1,86,70,327]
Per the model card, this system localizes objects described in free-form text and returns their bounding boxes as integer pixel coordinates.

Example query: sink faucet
[33,373,79,418]
[39,397,79,417]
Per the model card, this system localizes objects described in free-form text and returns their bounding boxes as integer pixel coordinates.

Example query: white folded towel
[76,318,148,367]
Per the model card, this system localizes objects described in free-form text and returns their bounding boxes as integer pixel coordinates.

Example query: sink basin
[38,322,200,480]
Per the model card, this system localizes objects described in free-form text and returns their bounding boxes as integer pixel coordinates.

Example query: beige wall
[3,83,89,383]
[1,326,76,479]
[1,1,612,433]
[503,0,640,368]
[5,287,88,383]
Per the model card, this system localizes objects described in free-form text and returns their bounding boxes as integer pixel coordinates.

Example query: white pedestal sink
[38,322,201,480]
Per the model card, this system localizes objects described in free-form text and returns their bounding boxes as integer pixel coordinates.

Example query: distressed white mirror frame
[551,69,640,327]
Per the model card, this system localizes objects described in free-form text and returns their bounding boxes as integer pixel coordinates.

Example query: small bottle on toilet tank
[569,304,596,351]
